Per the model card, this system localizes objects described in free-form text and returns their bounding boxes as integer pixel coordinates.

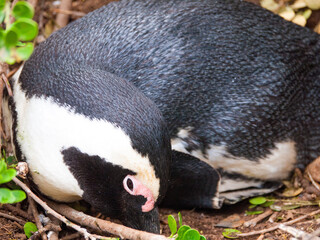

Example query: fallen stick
[13,177,169,240]
[52,8,85,17]
[244,209,273,227]
[278,224,320,240]
[47,200,169,240]
[237,209,320,237]
[2,204,33,221]
[55,0,72,30]
[28,196,48,240]
[0,210,26,225]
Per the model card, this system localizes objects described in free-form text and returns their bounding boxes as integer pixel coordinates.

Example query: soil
[1,0,320,239]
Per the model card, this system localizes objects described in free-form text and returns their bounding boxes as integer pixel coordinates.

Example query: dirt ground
[1,0,320,239]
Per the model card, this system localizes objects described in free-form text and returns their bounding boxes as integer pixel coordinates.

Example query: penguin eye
[123,175,135,195]
[127,178,134,191]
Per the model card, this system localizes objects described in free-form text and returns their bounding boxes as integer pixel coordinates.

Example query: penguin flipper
[161,150,221,209]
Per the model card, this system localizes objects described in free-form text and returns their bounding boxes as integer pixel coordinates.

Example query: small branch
[1,72,13,96]
[47,200,170,240]
[2,204,34,221]
[244,209,273,227]
[54,0,73,30]
[268,211,278,223]
[238,209,320,237]
[28,196,48,240]
[60,232,82,240]
[52,8,85,17]
[47,215,61,240]
[256,234,264,240]
[278,224,320,240]
[0,210,26,225]
[307,170,320,193]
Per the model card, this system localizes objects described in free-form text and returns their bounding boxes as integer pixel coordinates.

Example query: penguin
[8,0,320,232]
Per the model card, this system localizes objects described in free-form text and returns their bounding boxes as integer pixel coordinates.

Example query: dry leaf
[291,0,307,9]
[215,214,244,228]
[306,156,320,182]
[305,0,320,10]
[292,14,307,26]
[261,0,279,12]
[282,187,303,197]
[315,22,320,34]
[279,7,296,21]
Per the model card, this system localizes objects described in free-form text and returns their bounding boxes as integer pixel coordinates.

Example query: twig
[60,232,82,240]
[2,204,34,221]
[268,211,278,223]
[1,73,13,96]
[47,200,170,240]
[28,195,48,240]
[54,0,72,30]
[47,215,61,240]
[0,210,26,225]
[244,209,273,227]
[237,209,320,237]
[310,226,320,238]
[13,177,169,240]
[31,223,61,239]
[256,234,264,240]
[52,8,85,17]
[278,224,320,240]
[307,170,320,193]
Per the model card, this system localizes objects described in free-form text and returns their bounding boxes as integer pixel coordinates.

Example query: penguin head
[61,141,169,233]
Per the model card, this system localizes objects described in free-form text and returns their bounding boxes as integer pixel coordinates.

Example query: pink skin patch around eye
[123,175,155,212]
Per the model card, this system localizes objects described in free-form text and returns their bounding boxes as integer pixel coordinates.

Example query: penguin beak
[121,206,160,233]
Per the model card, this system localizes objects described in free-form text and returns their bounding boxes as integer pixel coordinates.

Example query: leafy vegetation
[168,213,206,240]
[23,222,38,238]
[0,0,38,64]
[0,157,25,203]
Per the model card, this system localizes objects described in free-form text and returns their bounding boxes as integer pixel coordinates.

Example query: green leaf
[176,225,191,240]
[0,188,26,203]
[222,229,241,239]
[178,212,183,226]
[12,1,34,19]
[248,204,257,209]
[6,156,17,166]
[24,222,38,238]
[16,42,33,60]
[4,28,19,48]
[0,0,5,11]
[11,18,38,41]
[261,200,274,207]
[10,189,26,202]
[0,10,5,24]
[168,215,177,237]
[0,188,11,203]
[249,197,266,205]
[182,229,200,240]
[0,159,6,173]
[0,167,16,184]
[199,235,206,240]
[245,210,264,215]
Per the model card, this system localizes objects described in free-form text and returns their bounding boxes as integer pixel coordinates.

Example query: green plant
[0,157,26,203]
[24,222,38,238]
[0,0,38,64]
[222,229,241,239]
[168,212,206,240]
